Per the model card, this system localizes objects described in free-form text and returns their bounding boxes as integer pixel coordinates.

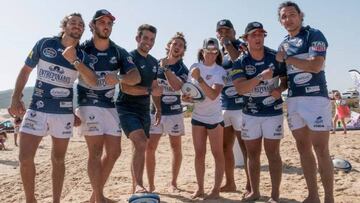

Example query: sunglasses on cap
[203,49,218,54]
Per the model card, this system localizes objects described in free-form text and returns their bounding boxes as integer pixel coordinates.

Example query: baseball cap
[216,19,234,31]
[203,38,219,49]
[92,9,115,22]
[242,22,267,37]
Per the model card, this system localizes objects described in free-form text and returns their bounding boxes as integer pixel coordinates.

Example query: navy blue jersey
[231,47,286,117]
[25,37,91,114]
[150,60,188,115]
[221,39,244,110]
[280,26,328,98]
[116,50,158,113]
[78,39,136,108]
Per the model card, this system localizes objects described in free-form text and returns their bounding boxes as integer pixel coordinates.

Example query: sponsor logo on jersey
[109,56,117,64]
[311,41,326,52]
[152,66,157,73]
[205,75,212,80]
[305,86,320,93]
[262,96,276,105]
[296,39,303,47]
[60,101,72,108]
[105,89,115,98]
[162,96,178,103]
[255,61,264,66]
[43,47,57,58]
[245,65,256,75]
[30,112,37,117]
[50,88,70,97]
[293,72,312,85]
[97,52,108,56]
[36,101,44,109]
[127,56,134,64]
[39,66,71,84]
[89,54,98,65]
[225,86,238,97]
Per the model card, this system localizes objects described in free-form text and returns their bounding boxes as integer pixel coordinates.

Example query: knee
[134,139,147,152]
[313,144,329,158]
[19,153,34,166]
[146,143,158,153]
[194,149,206,160]
[107,148,121,161]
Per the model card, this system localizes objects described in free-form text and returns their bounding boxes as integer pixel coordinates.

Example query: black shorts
[117,107,151,138]
[191,119,224,130]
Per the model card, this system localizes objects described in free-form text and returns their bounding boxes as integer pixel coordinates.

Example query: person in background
[331,91,350,134]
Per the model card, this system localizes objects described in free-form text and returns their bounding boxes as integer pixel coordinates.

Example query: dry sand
[0,116,359,203]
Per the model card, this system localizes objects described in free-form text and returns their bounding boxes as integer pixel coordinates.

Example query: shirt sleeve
[230,58,246,81]
[117,47,137,73]
[308,29,328,58]
[177,63,189,83]
[25,38,44,68]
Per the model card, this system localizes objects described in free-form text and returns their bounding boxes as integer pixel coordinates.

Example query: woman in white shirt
[183,38,226,199]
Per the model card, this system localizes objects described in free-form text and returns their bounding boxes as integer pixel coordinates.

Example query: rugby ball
[181,82,205,103]
[128,193,160,203]
[332,158,352,173]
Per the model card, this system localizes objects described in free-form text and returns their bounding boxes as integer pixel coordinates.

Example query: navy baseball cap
[242,22,267,37]
[216,19,234,31]
[203,38,219,49]
[93,9,115,22]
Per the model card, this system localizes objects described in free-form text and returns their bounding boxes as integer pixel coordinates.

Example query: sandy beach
[0,116,359,203]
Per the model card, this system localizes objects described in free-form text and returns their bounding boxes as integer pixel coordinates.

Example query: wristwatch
[72,58,81,67]
[256,74,264,81]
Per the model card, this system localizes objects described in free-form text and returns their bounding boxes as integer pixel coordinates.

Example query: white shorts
[20,109,74,139]
[149,114,185,136]
[241,113,284,141]
[222,109,243,131]
[75,106,121,136]
[287,97,332,131]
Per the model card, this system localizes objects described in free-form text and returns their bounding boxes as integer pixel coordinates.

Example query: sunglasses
[203,49,218,54]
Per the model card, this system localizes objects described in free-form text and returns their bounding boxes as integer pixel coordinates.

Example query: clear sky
[1,0,359,92]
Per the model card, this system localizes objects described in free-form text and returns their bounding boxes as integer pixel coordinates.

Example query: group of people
[8,1,335,203]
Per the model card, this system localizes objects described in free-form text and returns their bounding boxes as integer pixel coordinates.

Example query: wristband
[256,74,264,81]
[72,58,81,67]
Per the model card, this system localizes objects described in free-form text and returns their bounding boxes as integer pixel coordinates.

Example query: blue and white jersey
[25,37,91,114]
[78,39,136,108]
[280,26,328,98]
[116,50,158,113]
[231,47,286,117]
[151,60,188,115]
[221,39,244,110]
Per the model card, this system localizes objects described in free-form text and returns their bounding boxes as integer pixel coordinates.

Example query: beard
[69,32,82,40]
[95,27,110,40]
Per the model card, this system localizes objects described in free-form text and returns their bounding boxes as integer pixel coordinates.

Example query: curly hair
[165,32,187,57]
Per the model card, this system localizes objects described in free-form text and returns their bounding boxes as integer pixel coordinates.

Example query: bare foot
[191,189,205,199]
[242,190,251,199]
[134,185,148,194]
[343,131,347,134]
[168,184,180,193]
[148,185,156,193]
[241,192,260,202]
[220,183,237,192]
[303,196,320,203]
[90,193,107,203]
[205,189,220,200]
[266,197,279,203]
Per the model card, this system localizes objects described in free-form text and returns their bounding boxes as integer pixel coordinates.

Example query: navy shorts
[117,107,151,138]
[191,119,224,130]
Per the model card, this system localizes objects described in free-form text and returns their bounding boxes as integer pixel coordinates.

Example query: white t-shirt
[189,62,226,124]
